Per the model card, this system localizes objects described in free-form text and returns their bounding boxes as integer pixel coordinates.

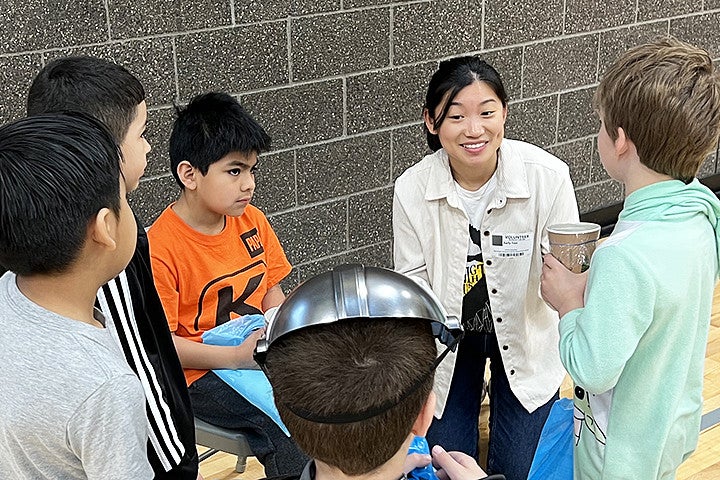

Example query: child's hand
[431,445,487,480]
[232,327,265,370]
[541,254,588,317]
[402,452,432,476]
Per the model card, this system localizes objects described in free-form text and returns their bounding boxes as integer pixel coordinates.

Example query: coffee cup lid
[547,222,601,235]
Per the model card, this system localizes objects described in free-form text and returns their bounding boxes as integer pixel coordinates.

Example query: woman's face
[425,80,507,189]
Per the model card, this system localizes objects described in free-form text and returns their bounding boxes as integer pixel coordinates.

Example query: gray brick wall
[2,0,719,284]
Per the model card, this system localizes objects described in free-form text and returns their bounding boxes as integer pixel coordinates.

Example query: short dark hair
[27,56,145,144]
[265,318,437,476]
[424,56,508,151]
[169,92,270,188]
[0,112,122,276]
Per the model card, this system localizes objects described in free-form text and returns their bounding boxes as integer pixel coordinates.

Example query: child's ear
[90,208,117,251]
[423,108,437,135]
[411,391,436,437]
[176,161,198,190]
[615,127,630,156]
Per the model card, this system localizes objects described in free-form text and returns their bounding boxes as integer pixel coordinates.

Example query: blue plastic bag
[201,315,290,436]
[407,436,438,480]
[527,397,574,480]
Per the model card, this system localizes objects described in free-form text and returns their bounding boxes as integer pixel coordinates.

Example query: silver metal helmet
[254,263,463,365]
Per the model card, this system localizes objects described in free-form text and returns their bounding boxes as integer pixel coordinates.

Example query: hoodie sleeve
[558,245,655,393]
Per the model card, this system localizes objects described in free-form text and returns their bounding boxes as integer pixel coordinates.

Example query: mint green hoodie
[560,179,720,479]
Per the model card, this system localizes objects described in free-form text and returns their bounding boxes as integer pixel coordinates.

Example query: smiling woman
[392,56,580,480]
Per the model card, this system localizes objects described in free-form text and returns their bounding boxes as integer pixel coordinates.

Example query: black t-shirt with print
[462,223,494,333]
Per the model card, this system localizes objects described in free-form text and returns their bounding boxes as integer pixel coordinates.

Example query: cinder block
[176,24,288,99]
[589,144,612,183]
[0,1,106,53]
[294,241,392,285]
[253,150,296,214]
[485,0,563,49]
[598,22,669,80]
[564,0,635,34]
[479,48,523,101]
[346,62,435,134]
[144,107,176,177]
[46,38,176,107]
[240,80,343,149]
[108,0,231,38]
[394,1,482,65]
[391,124,428,181]
[575,180,623,213]
[0,54,42,123]
[295,132,390,204]
[233,0,291,22]
[548,139,593,187]
[505,95,558,148]
[130,175,178,226]
[348,187,393,249]
[671,12,720,58]
[292,9,390,81]
[523,35,598,98]
[639,0,701,22]
[558,87,597,143]
[295,0,339,15]
[270,200,348,264]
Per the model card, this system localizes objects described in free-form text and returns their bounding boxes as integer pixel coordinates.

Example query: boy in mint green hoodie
[541,37,720,479]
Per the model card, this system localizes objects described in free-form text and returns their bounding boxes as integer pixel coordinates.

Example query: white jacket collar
[424,140,532,204]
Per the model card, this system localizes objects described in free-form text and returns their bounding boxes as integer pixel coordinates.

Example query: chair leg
[198,448,219,462]
[235,455,247,473]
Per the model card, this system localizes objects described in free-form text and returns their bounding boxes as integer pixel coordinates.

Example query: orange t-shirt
[148,204,291,386]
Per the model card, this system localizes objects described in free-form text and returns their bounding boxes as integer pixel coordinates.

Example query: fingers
[402,452,432,474]
[431,445,487,480]
[543,253,563,269]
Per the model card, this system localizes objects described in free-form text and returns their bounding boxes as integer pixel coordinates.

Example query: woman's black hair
[424,56,508,151]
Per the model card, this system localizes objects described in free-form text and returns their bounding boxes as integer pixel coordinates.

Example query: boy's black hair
[169,92,271,188]
[26,56,145,144]
[0,112,122,276]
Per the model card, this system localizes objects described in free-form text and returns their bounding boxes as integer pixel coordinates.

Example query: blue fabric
[201,315,289,436]
[407,436,438,480]
[527,398,573,480]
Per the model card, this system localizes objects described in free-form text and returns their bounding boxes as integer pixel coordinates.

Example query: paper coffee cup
[547,222,601,273]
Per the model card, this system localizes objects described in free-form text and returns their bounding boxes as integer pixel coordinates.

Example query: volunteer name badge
[491,232,533,257]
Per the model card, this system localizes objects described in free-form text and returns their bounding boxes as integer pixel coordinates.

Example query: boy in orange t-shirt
[148,92,307,477]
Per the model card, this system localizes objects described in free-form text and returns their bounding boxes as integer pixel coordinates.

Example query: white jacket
[393,139,579,416]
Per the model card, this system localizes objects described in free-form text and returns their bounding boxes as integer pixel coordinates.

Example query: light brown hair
[264,318,437,476]
[594,36,720,181]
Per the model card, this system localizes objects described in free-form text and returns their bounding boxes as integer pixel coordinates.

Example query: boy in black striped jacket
[26,56,199,480]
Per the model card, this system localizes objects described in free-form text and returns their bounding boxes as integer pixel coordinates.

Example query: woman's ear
[411,391,436,437]
[176,161,198,190]
[90,207,117,251]
[423,108,437,135]
[502,104,508,122]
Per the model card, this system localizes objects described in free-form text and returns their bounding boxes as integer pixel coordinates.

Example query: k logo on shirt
[193,260,266,330]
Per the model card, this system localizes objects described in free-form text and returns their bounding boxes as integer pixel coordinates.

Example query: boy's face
[120,100,150,191]
[108,180,138,280]
[597,117,620,181]
[195,151,257,218]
